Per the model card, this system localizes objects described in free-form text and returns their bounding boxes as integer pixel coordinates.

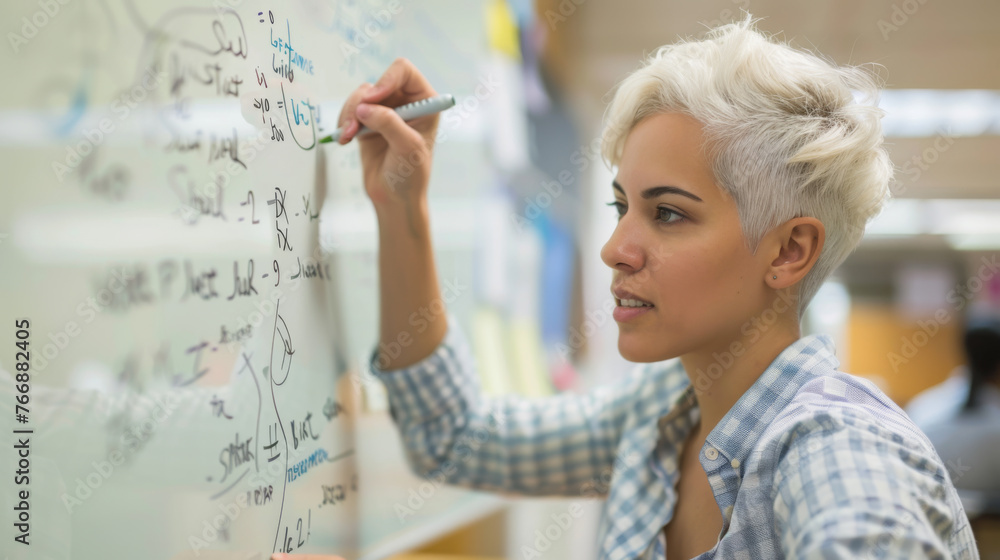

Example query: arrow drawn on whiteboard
[271,314,294,385]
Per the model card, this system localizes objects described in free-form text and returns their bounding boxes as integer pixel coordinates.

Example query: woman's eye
[658,207,684,224]
[605,201,685,225]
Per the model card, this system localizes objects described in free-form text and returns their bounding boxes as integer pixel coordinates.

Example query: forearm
[373,198,447,371]
[371,325,669,497]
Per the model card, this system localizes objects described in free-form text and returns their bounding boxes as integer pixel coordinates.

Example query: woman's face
[601,112,771,362]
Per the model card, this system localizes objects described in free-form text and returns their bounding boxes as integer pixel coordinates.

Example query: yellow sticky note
[486,0,521,60]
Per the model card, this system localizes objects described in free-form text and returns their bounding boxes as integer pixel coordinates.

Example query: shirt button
[730,458,740,469]
[704,446,719,460]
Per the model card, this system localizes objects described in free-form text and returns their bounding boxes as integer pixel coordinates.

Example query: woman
[277,16,978,560]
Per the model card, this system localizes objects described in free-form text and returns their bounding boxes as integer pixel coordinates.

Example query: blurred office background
[390,0,1000,558]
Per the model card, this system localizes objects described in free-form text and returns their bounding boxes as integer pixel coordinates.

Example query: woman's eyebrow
[612,180,703,202]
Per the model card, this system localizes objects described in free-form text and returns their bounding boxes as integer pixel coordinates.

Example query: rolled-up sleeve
[771,409,975,559]
[367,312,647,497]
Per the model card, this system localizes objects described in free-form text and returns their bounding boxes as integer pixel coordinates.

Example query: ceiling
[536,0,1000,201]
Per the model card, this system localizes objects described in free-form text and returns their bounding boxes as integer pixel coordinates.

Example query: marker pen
[319,94,456,144]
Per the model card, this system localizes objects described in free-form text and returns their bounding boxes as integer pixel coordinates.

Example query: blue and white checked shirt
[368,313,979,559]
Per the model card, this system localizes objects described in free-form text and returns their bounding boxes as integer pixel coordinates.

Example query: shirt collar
[699,332,840,471]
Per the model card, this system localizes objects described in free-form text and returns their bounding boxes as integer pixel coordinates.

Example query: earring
[772,275,777,280]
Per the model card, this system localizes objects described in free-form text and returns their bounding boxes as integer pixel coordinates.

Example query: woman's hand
[336,57,440,209]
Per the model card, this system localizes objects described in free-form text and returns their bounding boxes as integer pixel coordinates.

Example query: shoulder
[763,371,974,555]
[766,371,947,483]
[764,371,962,526]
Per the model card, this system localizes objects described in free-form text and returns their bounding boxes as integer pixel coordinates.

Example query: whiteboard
[0,1,493,558]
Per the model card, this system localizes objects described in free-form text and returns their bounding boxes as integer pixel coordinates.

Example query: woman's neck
[680,323,801,437]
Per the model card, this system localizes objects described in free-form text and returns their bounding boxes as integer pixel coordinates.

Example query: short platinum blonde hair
[601,15,892,320]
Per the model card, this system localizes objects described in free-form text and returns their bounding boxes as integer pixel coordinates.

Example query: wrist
[374,197,430,231]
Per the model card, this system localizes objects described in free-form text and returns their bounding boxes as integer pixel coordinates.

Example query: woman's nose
[601,219,645,272]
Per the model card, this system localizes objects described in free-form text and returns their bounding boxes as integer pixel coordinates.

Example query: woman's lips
[613,302,654,322]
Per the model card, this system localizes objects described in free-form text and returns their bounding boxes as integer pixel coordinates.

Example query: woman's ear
[766,217,825,288]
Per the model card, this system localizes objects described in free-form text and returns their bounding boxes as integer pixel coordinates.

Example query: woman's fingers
[339,58,438,146]
[336,82,374,144]
[354,103,424,153]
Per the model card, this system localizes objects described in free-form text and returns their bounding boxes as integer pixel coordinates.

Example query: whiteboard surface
[0,1,493,558]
